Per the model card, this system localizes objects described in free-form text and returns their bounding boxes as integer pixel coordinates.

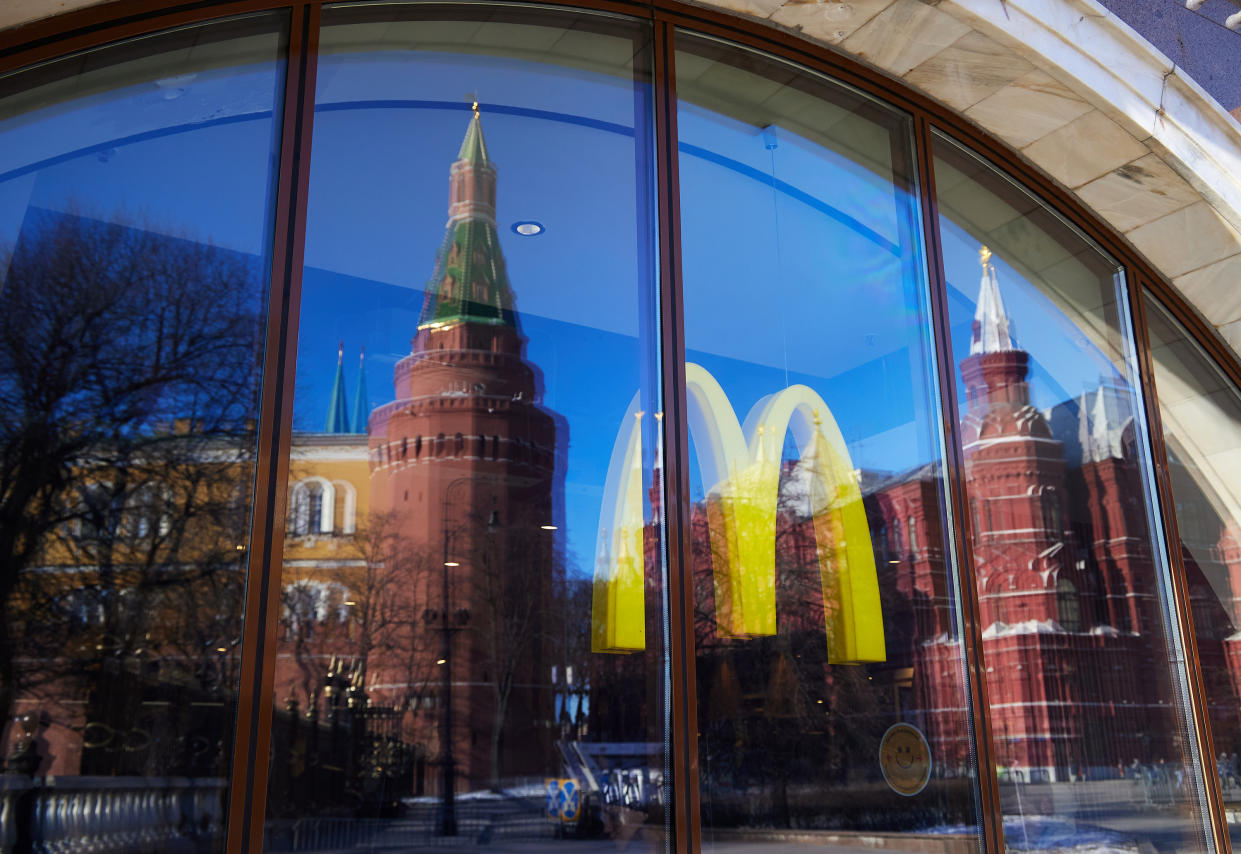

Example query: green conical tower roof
[457,107,490,164]
[324,342,350,433]
[418,108,517,331]
[350,348,369,434]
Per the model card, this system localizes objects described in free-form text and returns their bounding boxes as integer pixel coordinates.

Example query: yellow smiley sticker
[879,723,931,796]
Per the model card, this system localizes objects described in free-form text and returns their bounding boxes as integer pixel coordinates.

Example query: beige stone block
[1075,153,1199,233]
[840,0,970,77]
[1129,202,1241,280]
[1021,109,1149,190]
[964,70,1092,149]
[1173,254,1241,326]
[1166,395,1241,456]
[710,0,788,20]
[905,30,1035,112]
[1219,318,1241,361]
[769,0,893,46]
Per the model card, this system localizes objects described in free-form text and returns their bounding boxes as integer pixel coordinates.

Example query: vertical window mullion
[911,114,1004,854]
[225,5,321,853]
[1127,277,1232,854]
[651,16,699,854]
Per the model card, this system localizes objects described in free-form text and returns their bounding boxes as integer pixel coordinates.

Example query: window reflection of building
[269,110,562,816]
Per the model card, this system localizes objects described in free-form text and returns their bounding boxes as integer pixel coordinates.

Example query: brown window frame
[0,2,1236,852]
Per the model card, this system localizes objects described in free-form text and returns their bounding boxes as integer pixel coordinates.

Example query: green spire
[418,108,517,331]
[457,104,489,164]
[324,342,350,433]
[350,347,369,434]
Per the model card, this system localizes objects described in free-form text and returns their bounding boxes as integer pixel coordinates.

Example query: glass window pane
[262,6,666,850]
[1146,293,1241,850]
[677,34,984,847]
[0,14,287,853]
[933,133,1212,853]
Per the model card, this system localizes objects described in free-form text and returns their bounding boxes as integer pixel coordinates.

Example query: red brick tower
[368,108,559,792]
[958,245,1089,781]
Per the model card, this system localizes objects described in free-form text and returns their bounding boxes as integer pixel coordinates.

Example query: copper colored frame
[0,1,1238,853]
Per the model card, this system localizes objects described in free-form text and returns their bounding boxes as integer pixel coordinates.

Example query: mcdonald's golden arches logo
[591,363,886,665]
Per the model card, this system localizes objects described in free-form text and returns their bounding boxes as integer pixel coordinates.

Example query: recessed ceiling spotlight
[512,221,545,236]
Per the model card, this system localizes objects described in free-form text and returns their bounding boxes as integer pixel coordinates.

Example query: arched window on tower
[1043,490,1063,538]
[1056,576,1081,632]
[907,516,917,555]
[889,520,902,559]
[435,433,445,457]
[455,433,464,456]
[415,435,422,459]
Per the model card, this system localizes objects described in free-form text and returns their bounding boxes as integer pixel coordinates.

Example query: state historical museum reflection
[953,247,1170,781]
[686,245,1214,831]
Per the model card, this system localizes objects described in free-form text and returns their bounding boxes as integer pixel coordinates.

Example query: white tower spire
[971,245,1016,355]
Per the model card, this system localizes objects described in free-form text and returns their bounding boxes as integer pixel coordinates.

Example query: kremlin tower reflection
[275,108,562,802]
[366,105,560,792]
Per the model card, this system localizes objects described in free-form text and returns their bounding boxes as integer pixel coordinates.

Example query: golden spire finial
[979,245,992,268]
[812,409,822,427]
[472,100,480,114]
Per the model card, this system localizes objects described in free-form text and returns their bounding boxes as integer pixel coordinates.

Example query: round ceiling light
[512,221,545,236]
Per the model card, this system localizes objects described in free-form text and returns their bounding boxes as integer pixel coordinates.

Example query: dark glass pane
[676,34,983,848]
[0,14,286,852]
[262,6,666,850]
[933,134,1211,852]
[1145,293,1241,849]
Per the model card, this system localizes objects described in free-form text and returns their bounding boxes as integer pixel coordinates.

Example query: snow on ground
[928,815,1140,852]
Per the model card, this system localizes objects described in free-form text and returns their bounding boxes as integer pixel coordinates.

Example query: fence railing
[0,774,224,854]
[267,795,556,851]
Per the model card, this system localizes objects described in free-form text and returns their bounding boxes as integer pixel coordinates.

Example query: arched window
[332,480,357,535]
[436,433,446,457]
[454,432,464,456]
[907,516,917,554]
[290,478,335,535]
[1043,490,1062,536]
[1057,576,1081,632]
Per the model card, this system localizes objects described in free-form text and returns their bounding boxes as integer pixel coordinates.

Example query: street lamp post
[439,519,458,837]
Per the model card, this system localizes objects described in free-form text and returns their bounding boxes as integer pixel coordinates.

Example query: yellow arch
[591,365,885,664]
[590,392,647,653]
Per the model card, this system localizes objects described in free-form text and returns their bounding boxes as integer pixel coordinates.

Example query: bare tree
[0,207,264,772]
[277,511,440,717]
[472,520,557,789]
